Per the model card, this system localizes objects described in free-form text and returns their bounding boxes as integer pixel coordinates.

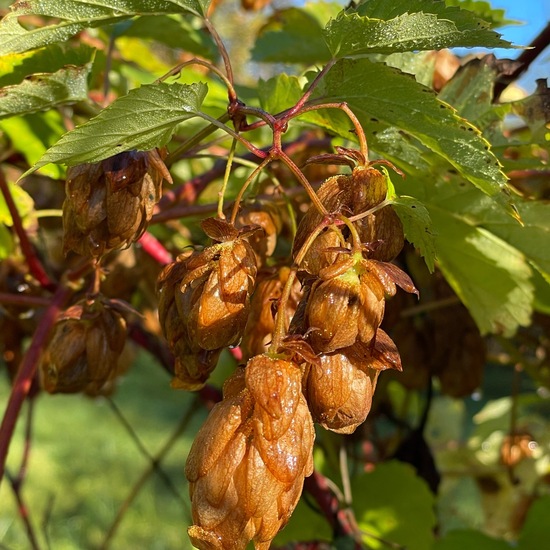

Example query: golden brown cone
[240,268,301,360]
[186,357,314,550]
[63,149,171,258]
[303,330,401,434]
[40,298,127,395]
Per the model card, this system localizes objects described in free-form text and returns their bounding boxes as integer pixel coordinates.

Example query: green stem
[218,138,237,219]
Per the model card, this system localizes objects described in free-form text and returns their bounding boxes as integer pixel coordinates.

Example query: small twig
[0,285,72,483]
[99,397,199,549]
[0,292,51,308]
[137,232,173,265]
[0,170,55,291]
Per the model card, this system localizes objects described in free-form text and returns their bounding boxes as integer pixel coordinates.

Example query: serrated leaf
[0,0,210,55]
[433,529,512,550]
[432,210,533,336]
[353,461,436,550]
[0,111,67,179]
[0,44,96,88]
[0,63,92,120]
[445,0,520,28]
[394,175,538,336]
[258,74,303,114]
[306,58,510,199]
[30,81,208,171]
[251,2,338,64]
[392,196,436,272]
[324,11,513,58]
[354,0,515,33]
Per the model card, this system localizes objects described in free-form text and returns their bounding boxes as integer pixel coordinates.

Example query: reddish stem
[0,292,51,308]
[0,285,72,483]
[137,232,173,266]
[0,171,55,291]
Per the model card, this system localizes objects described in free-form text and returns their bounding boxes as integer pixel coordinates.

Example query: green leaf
[394,175,536,336]
[0,182,35,226]
[0,111,67,179]
[0,44,96,87]
[354,0,515,33]
[518,495,550,549]
[0,0,210,55]
[433,529,512,550]
[272,497,332,546]
[122,15,217,59]
[392,196,437,273]
[353,461,436,550]
[324,11,513,58]
[445,0,520,28]
[0,63,92,120]
[432,210,533,335]
[0,223,13,259]
[30,81,208,171]
[258,74,303,114]
[306,58,510,199]
[251,2,337,64]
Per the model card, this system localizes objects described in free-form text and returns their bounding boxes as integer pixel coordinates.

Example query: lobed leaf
[0,63,92,120]
[324,11,514,59]
[306,59,510,200]
[30,81,208,171]
[0,0,210,55]
[258,74,303,114]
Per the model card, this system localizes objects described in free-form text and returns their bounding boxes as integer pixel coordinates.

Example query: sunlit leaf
[30,81,208,171]
[324,11,513,59]
[353,461,436,550]
[0,0,210,55]
[0,63,92,120]
[0,44,95,87]
[0,111,67,179]
[0,182,35,227]
[445,0,520,28]
[258,74,303,114]
[305,59,510,200]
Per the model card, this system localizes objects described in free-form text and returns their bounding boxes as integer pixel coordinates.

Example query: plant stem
[218,138,237,219]
[0,170,55,291]
[137,231,173,266]
[0,285,72,484]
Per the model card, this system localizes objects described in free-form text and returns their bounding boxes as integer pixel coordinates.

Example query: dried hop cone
[303,330,402,434]
[40,298,128,395]
[63,148,172,257]
[185,355,315,550]
[303,251,418,353]
[293,164,404,272]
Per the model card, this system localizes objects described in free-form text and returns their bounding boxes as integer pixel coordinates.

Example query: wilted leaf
[29,81,208,171]
[0,0,211,55]
[0,63,92,120]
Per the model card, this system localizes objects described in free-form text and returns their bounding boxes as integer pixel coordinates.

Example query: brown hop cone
[293,165,403,272]
[157,253,221,390]
[63,148,172,257]
[240,267,301,360]
[304,330,402,434]
[235,202,281,266]
[186,356,315,550]
[40,298,127,395]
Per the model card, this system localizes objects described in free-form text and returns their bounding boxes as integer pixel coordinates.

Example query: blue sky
[472,0,550,92]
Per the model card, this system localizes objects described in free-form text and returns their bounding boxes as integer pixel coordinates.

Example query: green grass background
[0,351,208,550]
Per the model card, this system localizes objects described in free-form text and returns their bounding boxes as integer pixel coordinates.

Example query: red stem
[0,285,72,483]
[0,170,55,291]
[137,232,173,266]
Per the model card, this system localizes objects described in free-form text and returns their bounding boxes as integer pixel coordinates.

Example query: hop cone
[63,149,171,257]
[40,298,127,395]
[185,355,314,550]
